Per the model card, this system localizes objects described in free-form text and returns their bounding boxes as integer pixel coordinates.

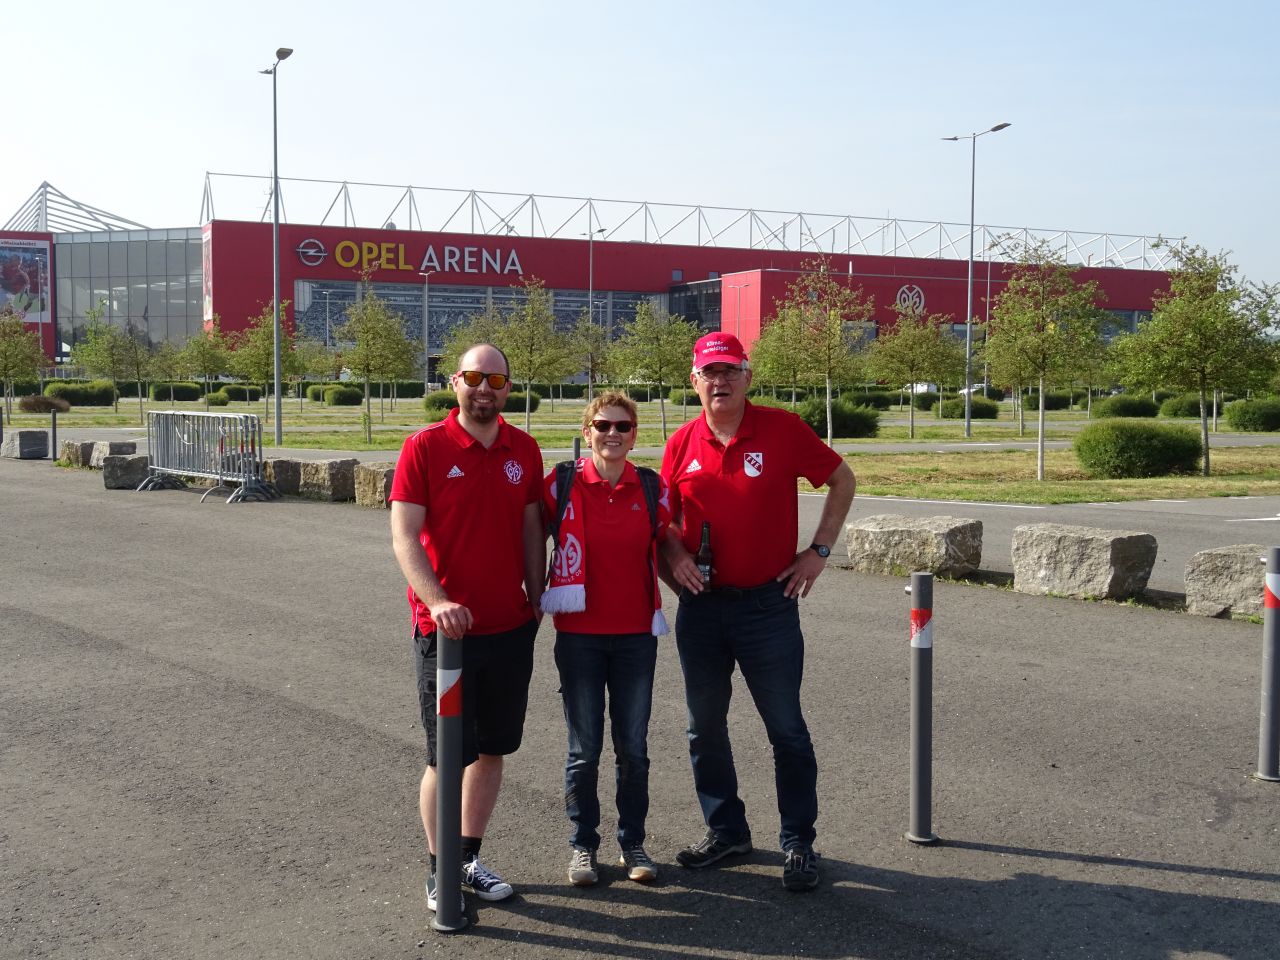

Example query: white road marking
[803,493,1043,509]
[1224,517,1280,523]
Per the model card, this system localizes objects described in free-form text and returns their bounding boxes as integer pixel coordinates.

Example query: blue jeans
[675,580,817,851]
[554,631,658,851]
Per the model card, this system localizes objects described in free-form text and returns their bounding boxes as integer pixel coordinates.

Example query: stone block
[102,454,150,490]
[1,429,49,459]
[264,458,303,496]
[355,461,396,509]
[299,458,358,501]
[89,440,137,469]
[844,514,983,578]
[1012,523,1157,600]
[60,439,97,467]
[1185,544,1266,618]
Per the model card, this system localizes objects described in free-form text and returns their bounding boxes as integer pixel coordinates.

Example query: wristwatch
[809,542,831,558]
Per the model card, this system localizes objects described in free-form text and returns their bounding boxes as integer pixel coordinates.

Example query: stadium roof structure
[3,182,150,233]
[199,171,1179,271]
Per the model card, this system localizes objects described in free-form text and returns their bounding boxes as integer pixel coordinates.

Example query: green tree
[118,323,153,424]
[775,258,874,444]
[611,301,698,439]
[149,341,183,404]
[440,305,505,379]
[229,300,292,421]
[568,307,612,402]
[1110,242,1278,475]
[983,239,1103,479]
[864,302,957,438]
[70,299,126,413]
[492,277,565,432]
[750,304,813,409]
[179,317,231,410]
[292,338,334,410]
[338,287,403,437]
[0,309,47,423]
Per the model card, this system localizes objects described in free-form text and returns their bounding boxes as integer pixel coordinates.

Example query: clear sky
[11,0,1277,283]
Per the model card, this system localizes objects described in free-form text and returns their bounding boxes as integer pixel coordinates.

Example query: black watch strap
[809,542,831,558]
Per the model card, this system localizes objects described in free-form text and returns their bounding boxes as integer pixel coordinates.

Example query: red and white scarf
[542,459,669,636]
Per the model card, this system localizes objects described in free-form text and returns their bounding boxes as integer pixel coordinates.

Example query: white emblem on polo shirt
[504,459,524,484]
[744,452,764,477]
[686,459,702,474]
[447,465,465,478]
[631,503,642,511]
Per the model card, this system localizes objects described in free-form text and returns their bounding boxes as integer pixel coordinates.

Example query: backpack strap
[635,466,661,541]
[549,459,577,545]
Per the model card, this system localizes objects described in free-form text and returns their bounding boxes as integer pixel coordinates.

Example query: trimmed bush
[911,391,940,411]
[972,385,1005,401]
[423,389,459,411]
[206,391,230,407]
[45,380,117,406]
[507,391,542,414]
[1153,389,1177,404]
[851,390,895,410]
[939,396,1000,419]
[324,385,364,406]
[1024,391,1072,411]
[220,384,263,402]
[533,382,587,399]
[1094,394,1158,418]
[797,397,880,439]
[18,394,70,413]
[363,380,427,399]
[668,387,698,404]
[1225,398,1280,432]
[9,379,41,396]
[1160,392,1223,419]
[1074,419,1201,478]
[149,381,203,402]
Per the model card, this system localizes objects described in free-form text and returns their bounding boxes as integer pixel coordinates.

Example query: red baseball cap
[692,332,748,370]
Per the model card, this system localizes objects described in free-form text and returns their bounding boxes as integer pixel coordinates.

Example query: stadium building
[2,177,1177,372]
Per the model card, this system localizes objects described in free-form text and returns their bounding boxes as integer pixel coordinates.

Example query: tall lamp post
[318,289,335,347]
[419,269,435,390]
[582,224,606,323]
[728,282,751,339]
[261,46,293,446]
[942,121,1010,439]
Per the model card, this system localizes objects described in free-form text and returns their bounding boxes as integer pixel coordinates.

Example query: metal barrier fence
[138,411,279,503]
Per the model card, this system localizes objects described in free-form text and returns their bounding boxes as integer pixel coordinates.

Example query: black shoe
[782,845,820,891]
[675,830,752,869]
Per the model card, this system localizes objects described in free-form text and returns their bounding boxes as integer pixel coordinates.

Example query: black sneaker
[425,873,465,914]
[675,830,752,869]
[782,846,820,891]
[619,844,658,882]
[461,854,514,901]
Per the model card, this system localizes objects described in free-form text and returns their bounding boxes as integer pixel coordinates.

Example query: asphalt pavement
[2,454,1278,960]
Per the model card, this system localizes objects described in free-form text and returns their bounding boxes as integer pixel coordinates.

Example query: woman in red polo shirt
[541,391,669,889]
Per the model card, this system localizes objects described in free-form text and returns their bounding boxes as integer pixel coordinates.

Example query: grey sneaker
[568,846,598,886]
[675,830,752,868]
[425,872,465,914]
[619,844,658,882]
[782,845,820,891]
[461,855,514,901]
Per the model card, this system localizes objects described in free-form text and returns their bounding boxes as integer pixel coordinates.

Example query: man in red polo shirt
[660,332,856,892]
[389,342,545,916]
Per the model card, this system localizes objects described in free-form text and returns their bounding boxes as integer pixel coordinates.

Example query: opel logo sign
[895,284,925,313]
[295,238,328,267]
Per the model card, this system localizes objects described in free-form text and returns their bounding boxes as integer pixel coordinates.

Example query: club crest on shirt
[554,533,583,578]
[744,452,764,477]
[504,459,524,484]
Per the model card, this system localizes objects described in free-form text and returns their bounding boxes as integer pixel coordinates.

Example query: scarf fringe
[652,609,670,637]
[541,583,586,615]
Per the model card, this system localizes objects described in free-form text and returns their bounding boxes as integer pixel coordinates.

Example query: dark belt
[682,580,782,601]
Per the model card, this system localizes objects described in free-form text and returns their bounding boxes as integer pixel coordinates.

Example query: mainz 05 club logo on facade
[895,284,925,313]
[294,238,523,275]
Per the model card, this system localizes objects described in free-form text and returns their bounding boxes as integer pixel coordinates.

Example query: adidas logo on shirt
[631,503,642,511]
[447,465,465,478]
[686,459,702,474]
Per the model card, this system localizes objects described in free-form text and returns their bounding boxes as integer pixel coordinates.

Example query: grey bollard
[905,572,939,844]
[50,411,57,460]
[432,632,468,932]
[1256,549,1280,782]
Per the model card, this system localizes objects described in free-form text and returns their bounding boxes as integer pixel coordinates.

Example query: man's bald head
[458,343,510,378]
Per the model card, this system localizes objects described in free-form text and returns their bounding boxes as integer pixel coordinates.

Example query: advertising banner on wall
[202,223,213,326]
[0,236,54,357]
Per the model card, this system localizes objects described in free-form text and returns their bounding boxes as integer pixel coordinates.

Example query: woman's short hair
[582,390,638,429]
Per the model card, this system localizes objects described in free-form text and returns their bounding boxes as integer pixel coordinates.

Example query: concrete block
[103,454,150,490]
[60,439,97,467]
[90,441,137,469]
[355,461,396,509]
[1012,523,1157,600]
[845,514,983,578]
[264,458,303,496]
[1185,544,1266,618]
[299,458,358,502]
[1,429,49,459]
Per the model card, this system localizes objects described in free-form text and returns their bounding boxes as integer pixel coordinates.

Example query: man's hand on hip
[777,548,829,599]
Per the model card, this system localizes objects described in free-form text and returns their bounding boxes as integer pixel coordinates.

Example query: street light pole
[942,121,1010,439]
[728,283,750,339]
[419,269,435,391]
[261,46,293,446]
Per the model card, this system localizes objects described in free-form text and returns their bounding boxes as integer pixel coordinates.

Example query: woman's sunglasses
[591,419,635,434]
[458,370,510,389]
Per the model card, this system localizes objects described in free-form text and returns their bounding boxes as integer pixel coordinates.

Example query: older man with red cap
[660,332,856,892]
